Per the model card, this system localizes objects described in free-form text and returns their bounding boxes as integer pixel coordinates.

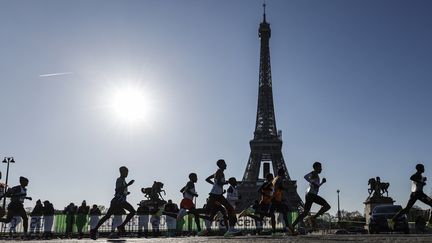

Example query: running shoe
[287,225,298,236]
[239,206,255,218]
[89,229,97,240]
[117,225,126,235]
[197,229,209,236]
[271,231,284,236]
[224,228,241,237]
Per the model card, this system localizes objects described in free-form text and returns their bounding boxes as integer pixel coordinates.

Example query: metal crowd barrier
[0,212,298,236]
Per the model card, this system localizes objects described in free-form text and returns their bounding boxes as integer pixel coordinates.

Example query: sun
[108,84,153,125]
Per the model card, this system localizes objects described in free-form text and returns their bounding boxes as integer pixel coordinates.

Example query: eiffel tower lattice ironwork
[237,4,302,211]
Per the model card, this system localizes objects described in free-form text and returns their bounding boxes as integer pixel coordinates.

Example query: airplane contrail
[39,72,73,77]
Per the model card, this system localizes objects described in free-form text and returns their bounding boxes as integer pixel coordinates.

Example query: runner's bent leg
[394,194,417,220]
[119,201,136,228]
[312,195,331,218]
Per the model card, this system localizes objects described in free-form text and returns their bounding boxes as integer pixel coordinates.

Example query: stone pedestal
[364,196,395,225]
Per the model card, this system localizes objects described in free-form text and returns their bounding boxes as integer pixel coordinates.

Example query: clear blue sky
[1,0,431,215]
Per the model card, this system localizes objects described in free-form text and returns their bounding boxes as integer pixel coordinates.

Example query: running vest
[183,182,197,200]
[115,177,128,200]
[305,172,320,195]
[18,186,27,203]
[412,176,426,192]
[227,185,239,201]
[260,182,274,204]
[210,171,225,195]
[9,186,27,204]
[272,176,283,202]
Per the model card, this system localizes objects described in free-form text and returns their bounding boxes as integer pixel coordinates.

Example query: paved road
[3,235,432,243]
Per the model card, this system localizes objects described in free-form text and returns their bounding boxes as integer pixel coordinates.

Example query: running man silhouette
[203,159,240,236]
[195,198,228,236]
[390,163,432,229]
[177,173,202,233]
[269,168,294,235]
[0,176,32,238]
[291,162,330,232]
[90,166,136,240]
[226,177,240,210]
[239,173,277,234]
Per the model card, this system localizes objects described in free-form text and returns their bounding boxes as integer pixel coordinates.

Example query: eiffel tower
[237,4,302,211]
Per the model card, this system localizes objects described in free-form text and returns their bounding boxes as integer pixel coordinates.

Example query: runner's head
[119,166,129,177]
[266,173,274,182]
[216,159,226,170]
[189,172,198,183]
[313,161,322,173]
[19,176,29,187]
[228,177,237,186]
[416,163,425,173]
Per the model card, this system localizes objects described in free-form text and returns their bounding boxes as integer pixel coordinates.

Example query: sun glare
[108,85,153,125]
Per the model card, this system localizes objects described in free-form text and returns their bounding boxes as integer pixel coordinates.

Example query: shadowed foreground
[3,234,432,243]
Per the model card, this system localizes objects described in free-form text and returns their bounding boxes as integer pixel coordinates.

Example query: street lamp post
[2,157,15,209]
[337,189,341,221]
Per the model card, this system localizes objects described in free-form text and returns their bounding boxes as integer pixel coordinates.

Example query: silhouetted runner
[177,173,201,233]
[390,163,432,229]
[239,173,277,234]
[196,199,228,236]
[0,176,32,239]
[269,168,294,235]
[226,177,240,210]
[90,166,136,240]
[203,159,240,236]
[291,162,330,233]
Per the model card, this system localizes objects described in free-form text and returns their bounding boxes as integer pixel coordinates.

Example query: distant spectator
[89,205,101,231]
[76,200,90,238]
[149,202,163,237]
[63,202,77,238]
[164,200,179,236]
[137,203,150,237]
[43,200,55,239]
[30,199,44,235]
